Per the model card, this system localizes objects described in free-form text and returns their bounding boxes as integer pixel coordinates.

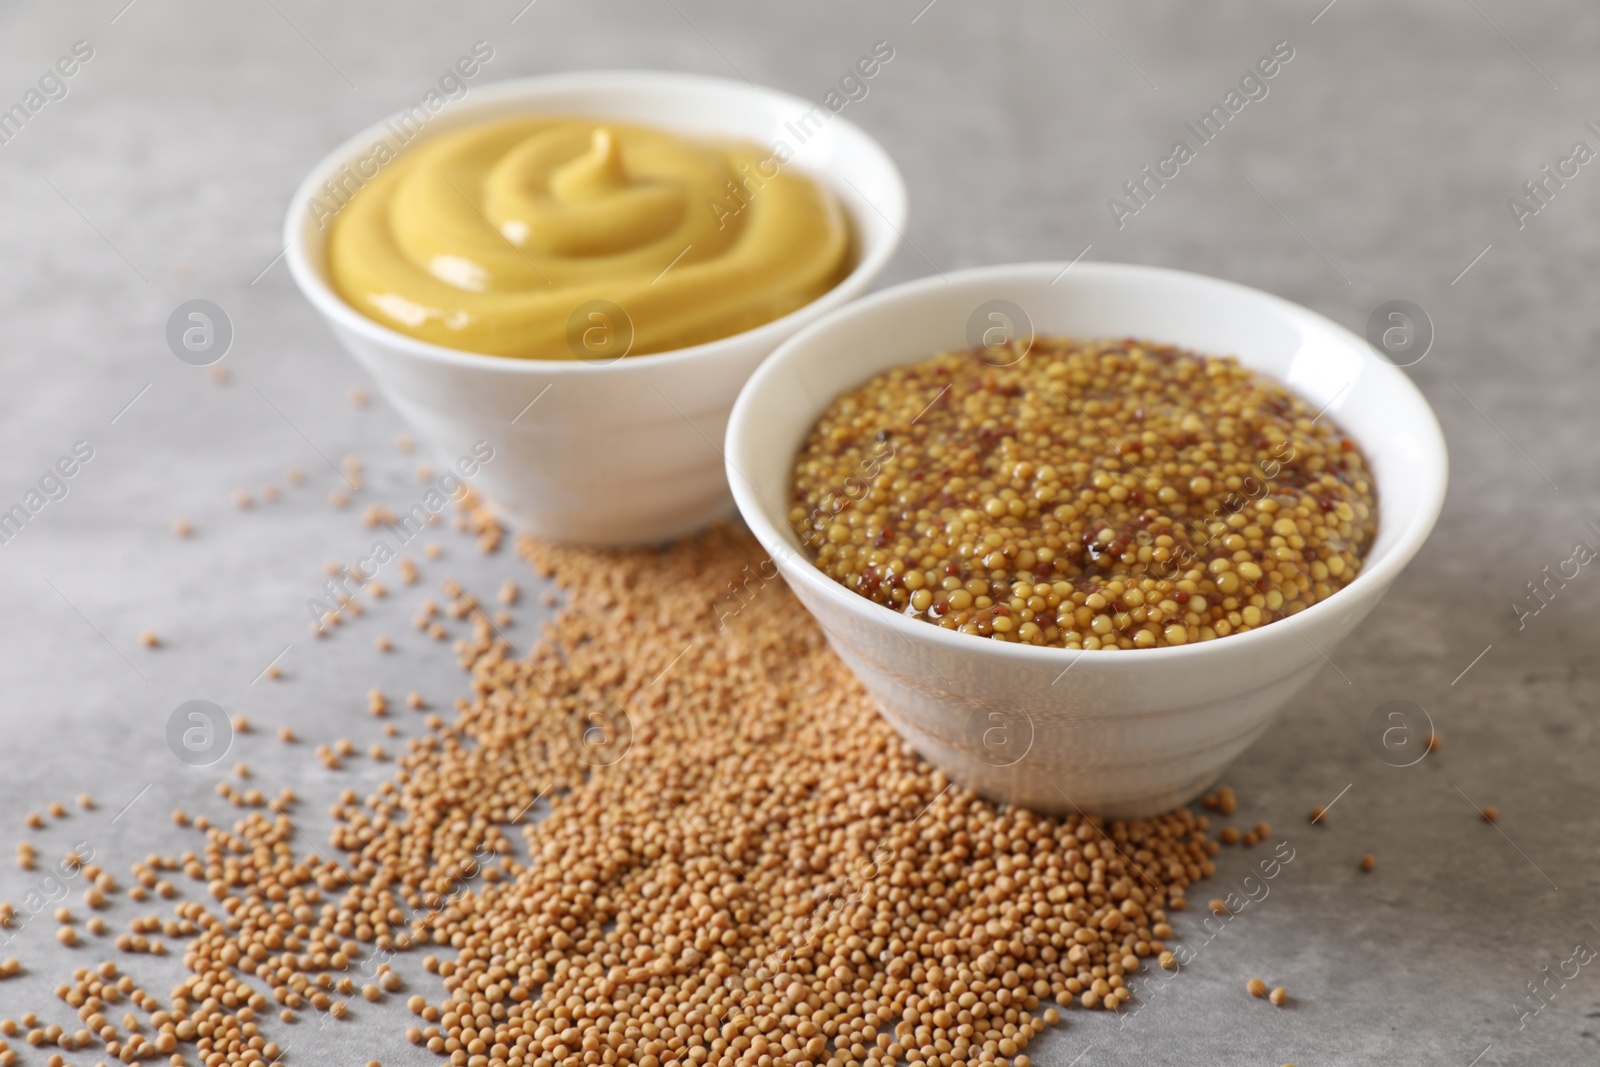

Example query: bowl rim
[726,259,1451,670]
[283,69,908,377]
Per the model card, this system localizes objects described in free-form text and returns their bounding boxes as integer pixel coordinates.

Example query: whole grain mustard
[327,118,851,359]
[790,338,1378,650]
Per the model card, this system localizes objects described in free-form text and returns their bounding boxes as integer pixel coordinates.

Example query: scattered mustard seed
[1216,787,1238,815]
[1248,977,1268,997]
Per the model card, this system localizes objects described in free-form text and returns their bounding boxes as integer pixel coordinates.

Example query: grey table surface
[0,1,1597,1064]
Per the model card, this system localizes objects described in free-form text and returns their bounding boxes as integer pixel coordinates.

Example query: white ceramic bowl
[286,71,905,545]
[726,262,1448,817]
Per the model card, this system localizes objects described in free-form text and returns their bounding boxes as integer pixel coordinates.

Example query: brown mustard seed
[1248,977,1268,997]
[171,517,192,537]
[791,339,1377,650]
[1360,853,1376,872]
[1481,805,1500,823]
[138,630,159,648]
[1309,805,1327,824]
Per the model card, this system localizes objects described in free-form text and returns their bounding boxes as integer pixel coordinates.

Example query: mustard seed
[1216,787,1238,815]
[1361,853,1376,872]
[1481,805,1499,823]
[0,522,1228,1066]
[1270,986,1288,1006]
[1248,977,1268,997]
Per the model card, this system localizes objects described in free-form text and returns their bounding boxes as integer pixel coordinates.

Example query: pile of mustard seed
[4,522,1224,1067]
[790,338,1377,649]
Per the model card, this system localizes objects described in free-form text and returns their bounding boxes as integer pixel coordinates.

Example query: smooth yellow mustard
[326,118,852,359]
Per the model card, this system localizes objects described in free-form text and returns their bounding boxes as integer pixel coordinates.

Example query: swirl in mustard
[326,118,853,359]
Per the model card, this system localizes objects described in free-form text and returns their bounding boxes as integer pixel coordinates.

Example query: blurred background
[0,1,1596,1064]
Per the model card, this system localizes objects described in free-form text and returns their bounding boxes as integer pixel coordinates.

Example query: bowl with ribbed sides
[286,70,905,546]
[726,262,1448,817]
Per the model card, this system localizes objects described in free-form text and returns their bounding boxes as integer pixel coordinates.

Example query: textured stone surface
[0,1,1596,1064]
